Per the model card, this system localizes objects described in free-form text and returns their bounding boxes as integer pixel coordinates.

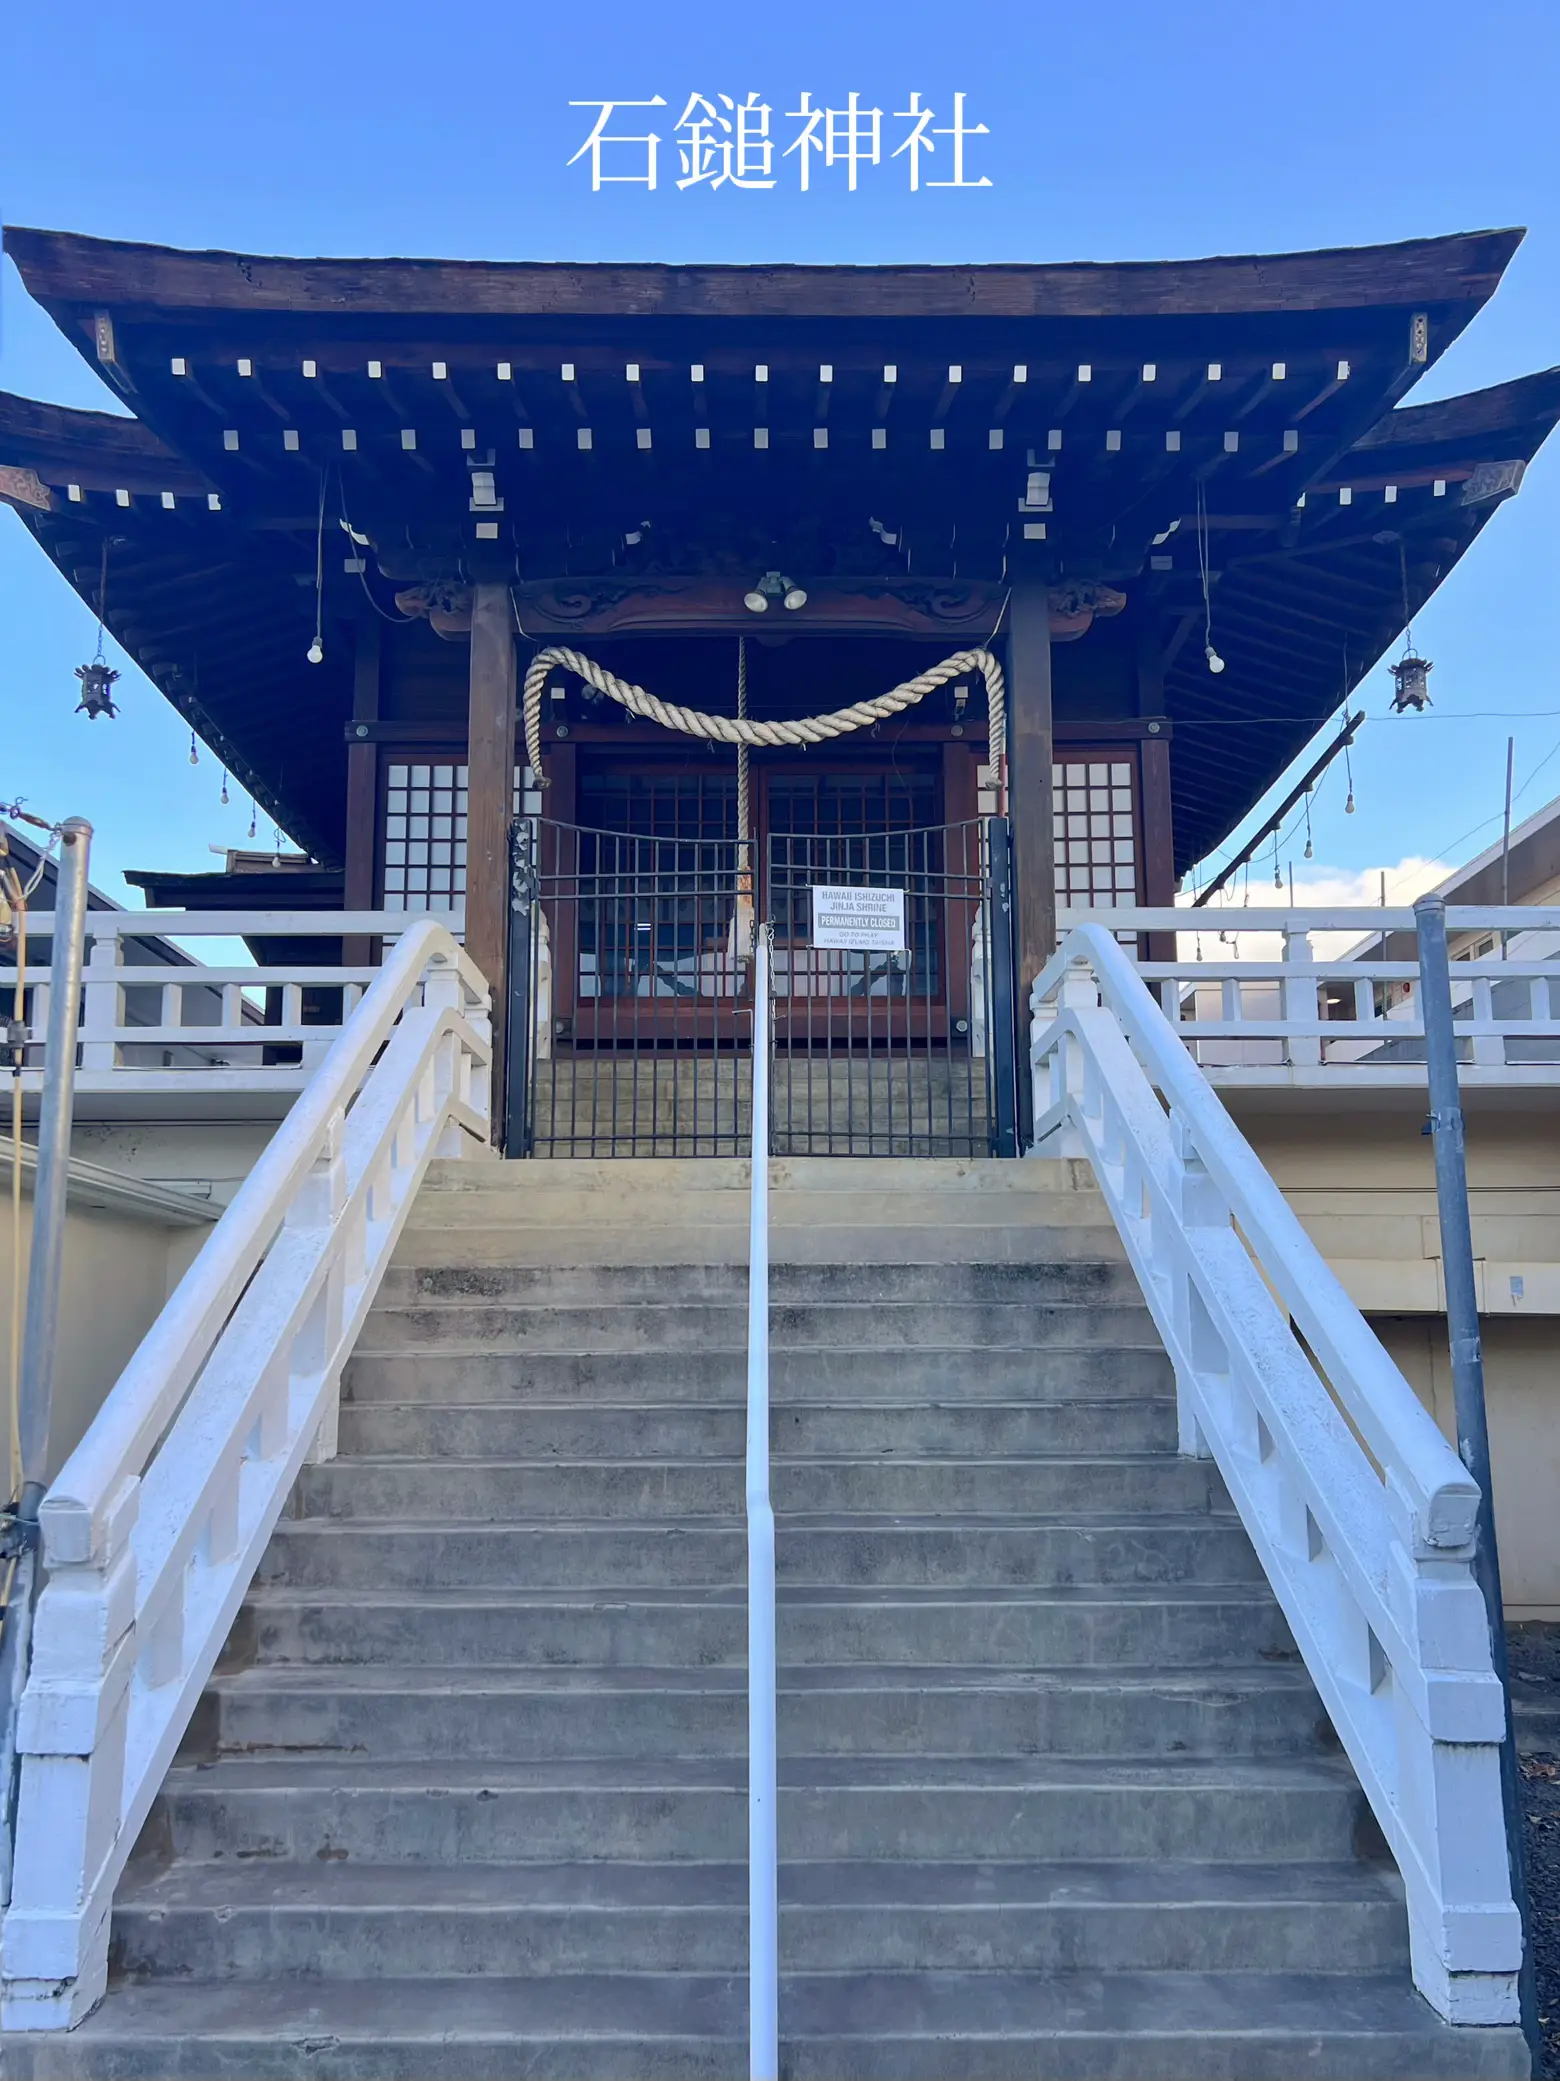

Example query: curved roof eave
[1,223,1526,324]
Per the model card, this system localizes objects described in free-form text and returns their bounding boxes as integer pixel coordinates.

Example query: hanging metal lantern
[1389,649,1433,712]
[74,661,120,719]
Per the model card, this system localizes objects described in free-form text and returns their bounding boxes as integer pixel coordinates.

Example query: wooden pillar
[342,617,380,969]
[1135,622,1177,960]
[466,583,517,1111]
[1006,573,1057,1002]
[1140,727,1177,960]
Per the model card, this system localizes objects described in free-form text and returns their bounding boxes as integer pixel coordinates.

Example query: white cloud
[1176,857,1451,959]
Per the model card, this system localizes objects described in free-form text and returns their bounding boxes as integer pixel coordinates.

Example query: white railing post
[1,1478,139,2028]
[1469,976,1505,1069]
[1386,1520,1523,2021]
[1282,927,1321,1068]
[289,1108,349,1466]
[1166,1110,1228,1459]
[78,937,121,1072]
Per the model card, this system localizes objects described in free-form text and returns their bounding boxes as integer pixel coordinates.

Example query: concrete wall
[0,1185,207,1485]
[70,1120,278,1212]
[1375,1315,1560,1620]
[1230,1100,1560,1617]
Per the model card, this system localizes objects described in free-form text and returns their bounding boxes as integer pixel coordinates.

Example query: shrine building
[2,225,1558,1156]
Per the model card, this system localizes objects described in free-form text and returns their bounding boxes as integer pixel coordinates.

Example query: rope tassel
[520,643,1007,798]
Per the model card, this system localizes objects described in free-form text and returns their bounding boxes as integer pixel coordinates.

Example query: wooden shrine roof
[0,225,1555,872]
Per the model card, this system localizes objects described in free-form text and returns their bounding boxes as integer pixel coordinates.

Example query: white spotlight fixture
[745,571,806,614]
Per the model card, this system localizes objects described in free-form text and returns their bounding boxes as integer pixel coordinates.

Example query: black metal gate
[505,819,752,1158]
[765,817,1018,1159]
[505,816,1017,1159]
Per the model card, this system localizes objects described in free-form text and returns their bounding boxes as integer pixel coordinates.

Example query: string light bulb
[308,467,326,664]
[188,729,199,766]
[220,769,230,806]
[1205,644,1226,675]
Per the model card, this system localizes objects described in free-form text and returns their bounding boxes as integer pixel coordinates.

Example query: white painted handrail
[747,930,778,2081]
[0,921,492,2029]
[1031,926,1521,2027]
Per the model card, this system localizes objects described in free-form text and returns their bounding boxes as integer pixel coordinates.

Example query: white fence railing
[0,921,491,2028]
[6,911,443,1089]
[747,931,777,2081]
[1031,926,1521,2026]
[1093,905,1560,1083]
[12,905,1560,1098]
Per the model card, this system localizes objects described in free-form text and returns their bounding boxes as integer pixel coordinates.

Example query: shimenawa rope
[519,643,1006,791]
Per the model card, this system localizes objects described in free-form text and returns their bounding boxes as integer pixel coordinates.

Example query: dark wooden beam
[1005,569,1056,1009]
[465,581,517,1136]
[343,616,381,966]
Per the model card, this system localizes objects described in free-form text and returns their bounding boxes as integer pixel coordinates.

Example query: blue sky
[2,0,1557,905]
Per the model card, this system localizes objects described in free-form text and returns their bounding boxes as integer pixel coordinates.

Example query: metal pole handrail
[1416,892,1539,2059]
[746,928,778,2081]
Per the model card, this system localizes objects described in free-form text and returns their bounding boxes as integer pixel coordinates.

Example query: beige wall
[1228,1102,1560,1615]
[1376,1315,1560,1619]
[1235,1104,1560,1317]
[0,1186,206,1486]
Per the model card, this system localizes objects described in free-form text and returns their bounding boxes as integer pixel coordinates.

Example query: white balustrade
[1054,905,1560,1085]
[0,921,491,2029]
[11,905,1559,1096]
[1030,925,1521,2025]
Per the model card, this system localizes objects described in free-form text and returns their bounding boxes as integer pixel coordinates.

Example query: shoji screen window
[382,762,541,926]
[1053,756,1141,911]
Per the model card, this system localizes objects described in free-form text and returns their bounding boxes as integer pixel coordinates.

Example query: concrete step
[375,1259,1142,1305]
[108,1857,1410,1981]
[335,1396,1179,1461]
[190,1663,1325,1763]
[342,1343,1173,1404]
[145,1755,1369,1865]
[407,1154,1099,1202]
[257,1513,1269,1592]
[365,1298,1159,1354]
[394,1221,1132,1268]
[235,1583,1294,1673]
[290,1454,1228,1522]
[7,1970,1524,2081]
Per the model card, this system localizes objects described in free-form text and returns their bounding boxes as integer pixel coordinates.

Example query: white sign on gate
[810,884,907,953]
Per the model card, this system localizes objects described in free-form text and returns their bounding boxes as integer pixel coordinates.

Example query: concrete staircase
[10,1161,1527,2077]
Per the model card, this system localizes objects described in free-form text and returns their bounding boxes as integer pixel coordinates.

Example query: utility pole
[1415,891,1538,2058]
[0,816,92,1904]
